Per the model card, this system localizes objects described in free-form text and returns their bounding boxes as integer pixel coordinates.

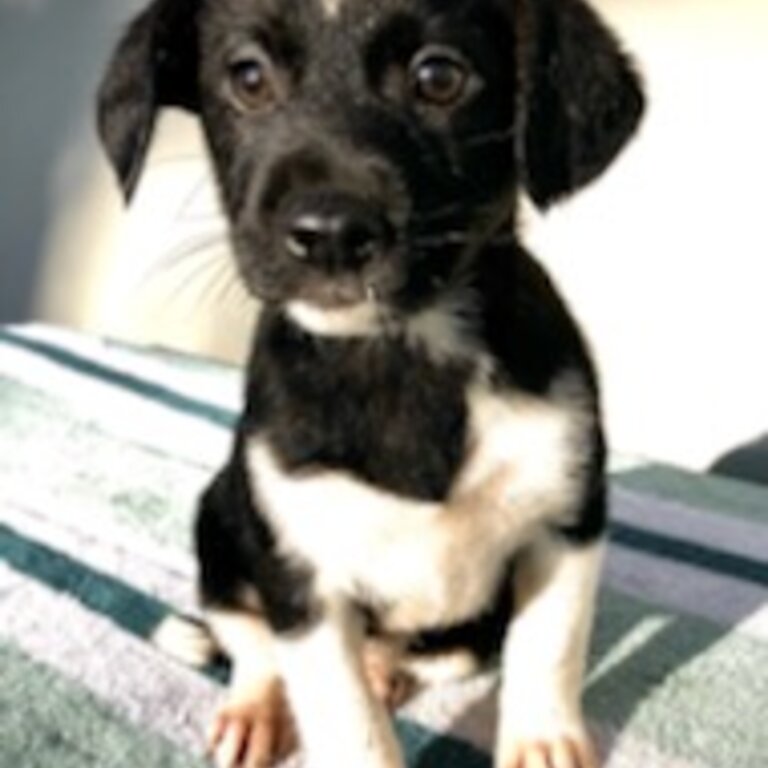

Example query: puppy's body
[195,244,606,768]
[97,0,643,766]
[200,244,602,637]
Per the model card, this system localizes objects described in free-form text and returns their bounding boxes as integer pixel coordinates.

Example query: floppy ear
[520,0,644,208]
[96,0,200,200]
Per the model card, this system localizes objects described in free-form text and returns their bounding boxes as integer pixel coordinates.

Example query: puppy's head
[98,0,643,319]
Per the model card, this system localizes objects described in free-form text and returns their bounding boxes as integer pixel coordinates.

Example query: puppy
[98,1,643,767]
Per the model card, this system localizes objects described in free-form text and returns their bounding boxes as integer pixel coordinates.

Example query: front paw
[497,723,598,768]
[208,681,297,768]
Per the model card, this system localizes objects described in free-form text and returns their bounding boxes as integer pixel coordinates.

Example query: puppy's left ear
[519,0,645,208]
[97,0,200,200]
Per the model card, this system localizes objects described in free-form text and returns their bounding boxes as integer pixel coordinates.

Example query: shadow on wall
[0,0,144,324]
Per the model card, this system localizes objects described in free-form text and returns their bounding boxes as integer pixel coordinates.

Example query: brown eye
[410,51,469,107]
[228,57,275,111]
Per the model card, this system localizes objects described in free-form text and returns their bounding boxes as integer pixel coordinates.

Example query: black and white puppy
[98,1,643,767]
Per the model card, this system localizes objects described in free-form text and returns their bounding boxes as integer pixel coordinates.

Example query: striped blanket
[1,324,766,768]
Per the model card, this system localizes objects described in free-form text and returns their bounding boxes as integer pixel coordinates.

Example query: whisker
[461,125,517,148]
[487,233,517,246]
[411,231,473,248]
[203,258,238,310]
[410,230,518,251]
[145,231,229,282]
[173,175,223,223]
[173,255,225,306]
[409,202,465,224]
[217,264,250,310]
[145,239,232,312]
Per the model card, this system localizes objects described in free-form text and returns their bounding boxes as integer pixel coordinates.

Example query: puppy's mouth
[235,217,495,329]
[291,260,406,310]
[300,276,371,308]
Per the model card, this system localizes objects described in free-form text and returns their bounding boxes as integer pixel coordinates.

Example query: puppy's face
[98,0,643,313]
[197,0,518,311]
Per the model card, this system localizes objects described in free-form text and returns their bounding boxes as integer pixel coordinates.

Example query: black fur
[98,0,643,665]
[97,0,200,199]
[244,312,472,500]
[520,0,645,207]
[195,432,319,634]
[405,560,515,663]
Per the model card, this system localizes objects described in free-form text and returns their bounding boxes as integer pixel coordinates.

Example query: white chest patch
[248,379,590,634]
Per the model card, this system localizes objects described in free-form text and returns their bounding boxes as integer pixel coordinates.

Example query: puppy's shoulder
[476,246,599,400]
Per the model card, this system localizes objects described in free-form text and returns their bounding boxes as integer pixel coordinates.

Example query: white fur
[404,649,480,685]
[248,376,591,635]
[207,609,279,703]
[152,615,218,668]
[496,539,604,762]
[286,300,383,337]
[275,601,403,768]
[403,292,486,367]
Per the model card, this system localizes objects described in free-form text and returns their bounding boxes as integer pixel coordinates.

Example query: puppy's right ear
[97,0,200,200]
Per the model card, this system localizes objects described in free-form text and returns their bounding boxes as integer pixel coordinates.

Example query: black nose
[283,193,392,268]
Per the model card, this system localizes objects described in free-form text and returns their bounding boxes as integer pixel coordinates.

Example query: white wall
[530,0,768,470]
[2,0,767,471]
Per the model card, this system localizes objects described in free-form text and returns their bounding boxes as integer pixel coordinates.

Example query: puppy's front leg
[275,598,404,768]
[207,611,296,768]
[496,537,604,768]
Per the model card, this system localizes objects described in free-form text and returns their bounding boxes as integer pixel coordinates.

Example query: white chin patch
[286,290,483,365]
[287,301,384,338]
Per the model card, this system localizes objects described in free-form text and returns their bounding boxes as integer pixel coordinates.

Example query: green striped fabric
[1,324,766,768]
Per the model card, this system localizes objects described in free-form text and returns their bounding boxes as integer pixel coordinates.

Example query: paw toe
[208,690,297,768]
[501,734,598,768]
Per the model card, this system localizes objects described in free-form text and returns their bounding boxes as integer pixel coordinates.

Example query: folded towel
[1,324,766,768]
